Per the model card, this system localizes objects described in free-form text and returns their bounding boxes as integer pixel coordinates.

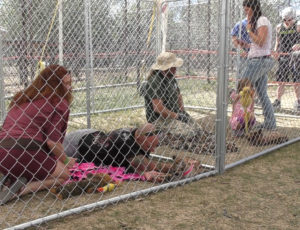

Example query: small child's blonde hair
[237,78,253,93]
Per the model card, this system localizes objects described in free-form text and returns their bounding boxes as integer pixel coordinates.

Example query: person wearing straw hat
[143,52,200,138]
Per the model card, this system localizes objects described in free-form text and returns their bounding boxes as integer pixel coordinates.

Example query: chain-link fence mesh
[0,0,300,228]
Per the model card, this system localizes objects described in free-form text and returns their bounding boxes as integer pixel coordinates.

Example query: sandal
[171,156,204,179]
[0,177,27,205]
[182,164,194,177]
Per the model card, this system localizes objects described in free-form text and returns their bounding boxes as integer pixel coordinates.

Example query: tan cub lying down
[50,173,119,200]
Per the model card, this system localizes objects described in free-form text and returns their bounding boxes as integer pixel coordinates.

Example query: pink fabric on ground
[64,163,145,184]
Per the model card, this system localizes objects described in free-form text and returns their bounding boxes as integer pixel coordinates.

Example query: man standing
[272,7,300,111]
[231,18,251,75]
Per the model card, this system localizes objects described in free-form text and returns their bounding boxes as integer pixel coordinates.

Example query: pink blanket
[65,163,145,184]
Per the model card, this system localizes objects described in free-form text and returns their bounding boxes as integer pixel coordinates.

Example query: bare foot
[144,171,168,183]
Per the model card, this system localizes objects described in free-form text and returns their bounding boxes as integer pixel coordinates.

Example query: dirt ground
[1,111,299,229]
[2,58,299,229]
[31,141,300,230]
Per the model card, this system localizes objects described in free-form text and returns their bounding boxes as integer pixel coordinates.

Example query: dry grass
[1,75,300,229]
[1,111,299,229]
[34,141,300,230]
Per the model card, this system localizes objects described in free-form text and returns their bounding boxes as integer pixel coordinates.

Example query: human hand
[65,157,77,169]
[272,51,280,60]
[240,50,248,58]
[143,171,168,183]
[246,23,251,32]
[136,134,159,153]
[177,111,191,123]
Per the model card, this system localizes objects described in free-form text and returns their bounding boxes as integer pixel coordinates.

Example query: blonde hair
[237,78,253,93]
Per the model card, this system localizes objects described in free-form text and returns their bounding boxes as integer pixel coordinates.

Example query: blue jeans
[236,57,248,77]
[241,57,276,129]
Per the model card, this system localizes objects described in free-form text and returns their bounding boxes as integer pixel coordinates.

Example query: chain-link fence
[0,0,300,228]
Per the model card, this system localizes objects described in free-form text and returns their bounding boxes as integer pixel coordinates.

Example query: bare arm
[232,36,249,58]
[152,98,178,119]
[247,24,268,47]
[274,26,280,52]
[273,25,281,59]
[47,140,76,168]
[129,155,172,175]
[178,94,184,111]
[232,36,240,49]
[292,25,300,51]
[232,36,250,49]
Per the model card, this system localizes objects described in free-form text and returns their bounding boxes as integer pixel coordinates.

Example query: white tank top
[248,16,272,58]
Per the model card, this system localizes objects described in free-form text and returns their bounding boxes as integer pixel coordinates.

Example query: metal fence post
[0,27,7,123]
[156,0,162,56]
[236,0,243,86]
[216,0,230,174]
[84,0,91,128]
[89,2,95,113]
[58,0,63,66]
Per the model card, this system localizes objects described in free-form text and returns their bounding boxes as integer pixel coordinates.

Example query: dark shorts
[276,57,300,82]
[0,148,56,182]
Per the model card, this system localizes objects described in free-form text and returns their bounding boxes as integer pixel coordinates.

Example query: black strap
[0,138,43,151]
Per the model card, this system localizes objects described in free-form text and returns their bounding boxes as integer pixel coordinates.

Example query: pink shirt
[230,91,255,130]
[0,97,69,144]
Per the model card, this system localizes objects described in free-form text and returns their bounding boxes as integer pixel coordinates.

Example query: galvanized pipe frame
[215,0,230,174]
[7,169,218,230]
[69,104,300,120]
[226,137,300,170]
[84,0,92,129]
[0,27,7,122]
[3,83,300,120]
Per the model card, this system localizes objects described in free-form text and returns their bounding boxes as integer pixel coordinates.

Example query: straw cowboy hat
[151,52,183,71]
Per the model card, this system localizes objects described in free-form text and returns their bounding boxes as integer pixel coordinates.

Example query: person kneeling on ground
[142,52,201,137]
[0,65,76,205]
[143,52,191,124]
[63,124,195,183]
[230,78,256,137]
